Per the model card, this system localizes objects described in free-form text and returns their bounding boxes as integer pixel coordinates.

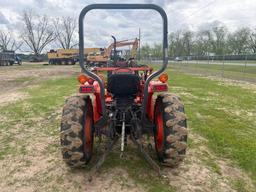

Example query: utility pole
[139,28,141,60]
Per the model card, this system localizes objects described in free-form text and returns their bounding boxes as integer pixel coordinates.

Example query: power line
[175,0,217,28]
[185,0,217,19]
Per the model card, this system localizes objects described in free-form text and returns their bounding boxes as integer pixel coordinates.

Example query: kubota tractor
[60,4,188,176]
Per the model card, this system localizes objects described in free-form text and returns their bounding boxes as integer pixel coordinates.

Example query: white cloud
[0,11,9,24]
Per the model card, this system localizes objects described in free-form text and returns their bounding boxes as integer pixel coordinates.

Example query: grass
[9,76,35,83]
[172,62,256,74]
[169,62,256,81]
[200,150,222,175]
[166,69,256,185]
[149,60,256,73]
[0,76,77,159]
[232,179,252,192]
[1,64,256,190]
[3,77,77,117]
[0,74,173,192]
[0,62,68,72]
[102,146,174,192]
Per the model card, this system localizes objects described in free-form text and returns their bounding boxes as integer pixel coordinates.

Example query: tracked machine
[60,4,188,177]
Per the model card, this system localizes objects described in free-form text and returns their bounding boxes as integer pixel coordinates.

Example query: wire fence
[143,54,256,83]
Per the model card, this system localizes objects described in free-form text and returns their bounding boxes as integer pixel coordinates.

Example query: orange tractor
[60,4,187,176]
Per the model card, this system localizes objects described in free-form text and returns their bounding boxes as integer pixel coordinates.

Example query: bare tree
[211,26,228,55]
[21,10,55,56]
[169,31,194,56]
[0,30,23,51]
[194,30,213,56]
[182,31,194,56]
[53,16,77,49]
[168,32,176,56]
[151,43,162,58]
[249,28,256,53]
[141,43,151,58]
[227,27,251,54]
[143,26,256,59]
[169,31,184,56]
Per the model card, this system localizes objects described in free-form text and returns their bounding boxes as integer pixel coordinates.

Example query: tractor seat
[107,73,140,97]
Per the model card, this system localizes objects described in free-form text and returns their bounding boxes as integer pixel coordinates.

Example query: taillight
[80,86,95,93]
[77,74,88,84]
[153,84,168,92]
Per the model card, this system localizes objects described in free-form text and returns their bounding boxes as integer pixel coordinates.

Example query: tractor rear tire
[60,95,94,167]
[154,93,188,167]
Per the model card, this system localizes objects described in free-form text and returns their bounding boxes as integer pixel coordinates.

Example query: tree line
[141,26,256,58]
[0,10,77,56]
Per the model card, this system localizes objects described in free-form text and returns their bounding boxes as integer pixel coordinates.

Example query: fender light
[80,86,95,93]
[159,73,168,83]
[153,84,168,92]
[77,74,88,84]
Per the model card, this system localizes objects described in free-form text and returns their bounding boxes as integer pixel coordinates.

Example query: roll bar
[79,4,168,118]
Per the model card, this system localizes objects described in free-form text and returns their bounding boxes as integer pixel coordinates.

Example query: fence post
[180,57,182,71]
[196,55,198,74]
[243,54,248,80]
[221,55,225,77]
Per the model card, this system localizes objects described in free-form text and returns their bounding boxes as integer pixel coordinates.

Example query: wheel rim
[83,105,93,160]
[155,103,164,153]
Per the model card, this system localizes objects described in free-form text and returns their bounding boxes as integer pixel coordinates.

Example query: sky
[0,0,256,52]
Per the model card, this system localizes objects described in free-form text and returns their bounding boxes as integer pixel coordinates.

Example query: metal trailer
[47,48,102,65]
[47,49,78,65]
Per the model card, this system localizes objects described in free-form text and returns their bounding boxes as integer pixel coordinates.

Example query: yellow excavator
[86,37,139,66]
[47,48,103,65]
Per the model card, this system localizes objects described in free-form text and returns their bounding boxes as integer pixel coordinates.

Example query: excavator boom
[87,37,139,64]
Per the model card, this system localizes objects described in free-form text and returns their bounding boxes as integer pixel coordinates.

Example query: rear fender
[147,81,168,121]
[79,81,102,122]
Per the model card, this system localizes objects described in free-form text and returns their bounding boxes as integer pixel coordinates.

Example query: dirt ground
[0,63,77,106]
[0,63,255,192]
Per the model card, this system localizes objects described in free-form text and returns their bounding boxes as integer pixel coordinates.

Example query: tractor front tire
[154,93,188,167]
[60,96,94,167]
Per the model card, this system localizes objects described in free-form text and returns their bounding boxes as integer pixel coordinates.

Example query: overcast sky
[0,0,256,51]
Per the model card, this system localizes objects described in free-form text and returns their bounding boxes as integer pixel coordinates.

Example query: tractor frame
[78,4,168,131]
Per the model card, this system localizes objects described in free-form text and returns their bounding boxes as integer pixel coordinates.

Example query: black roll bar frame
[79,4,168,120]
